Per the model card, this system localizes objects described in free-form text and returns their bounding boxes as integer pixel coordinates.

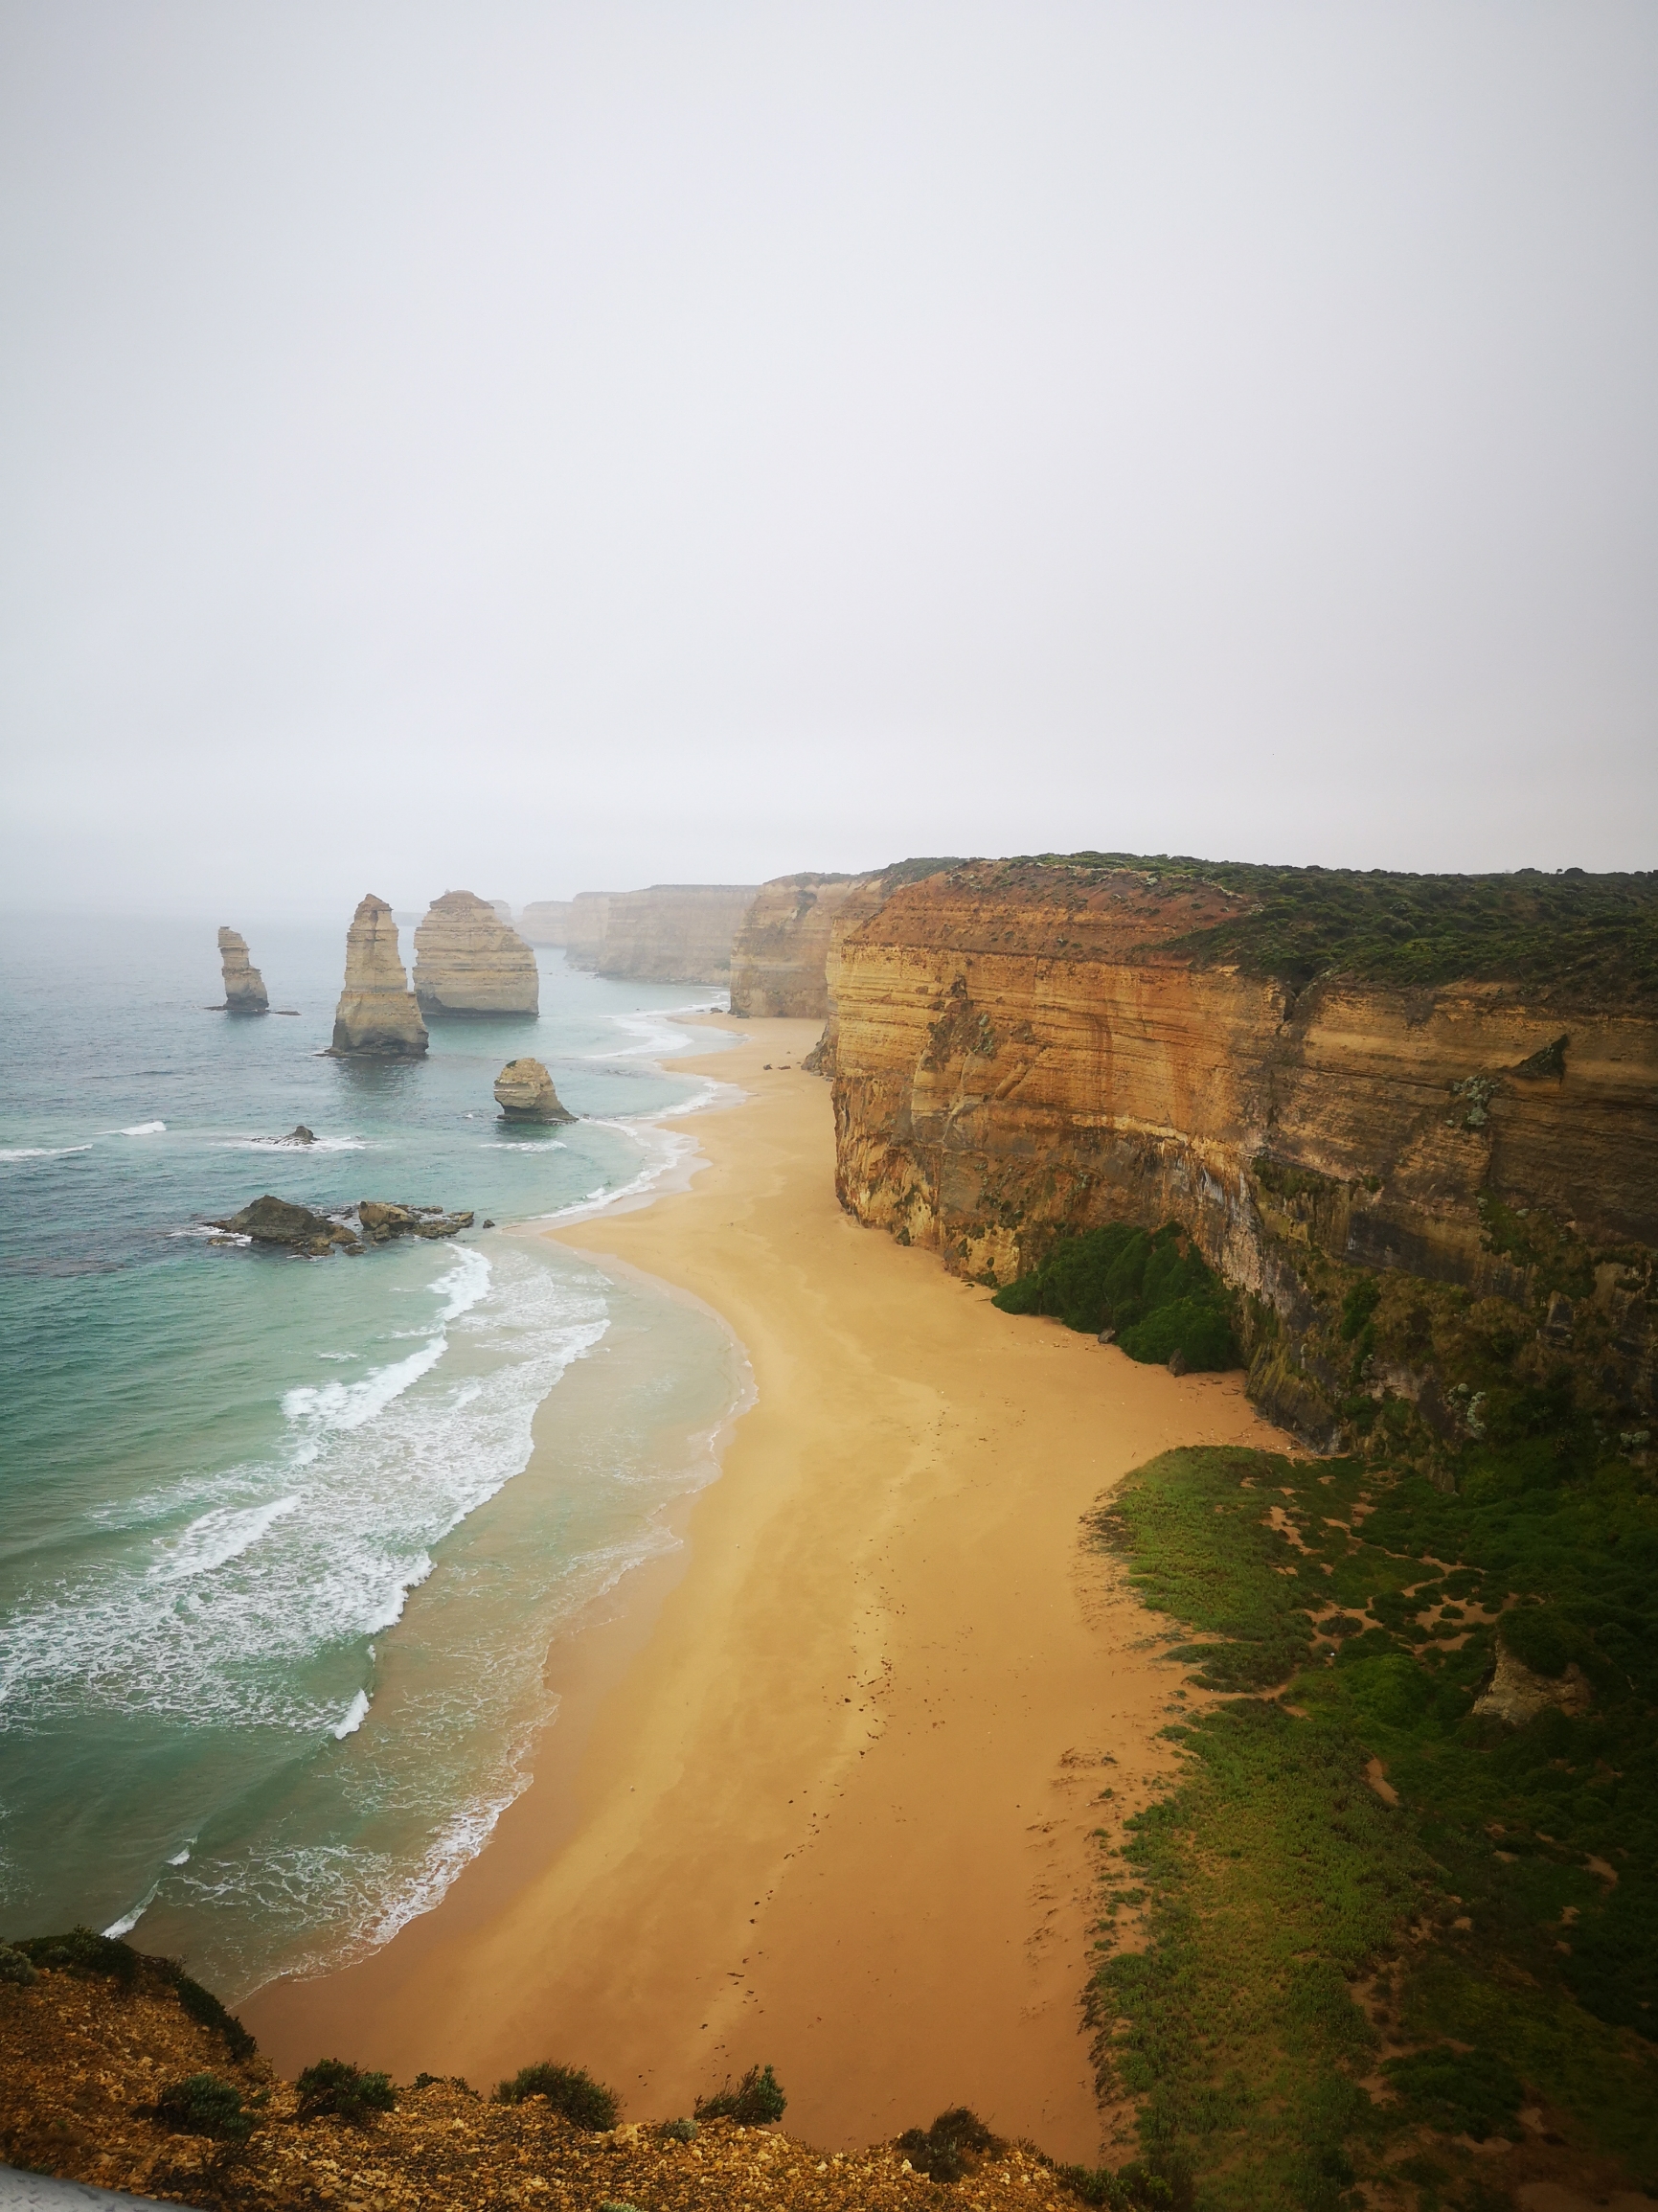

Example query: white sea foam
[0,1243,609,1735]
[117,1121,167,1135]
[150,1496,299,1582]
[227,1134,369,1152]
[333,1689,372,1740]
[0,1144,94,1161]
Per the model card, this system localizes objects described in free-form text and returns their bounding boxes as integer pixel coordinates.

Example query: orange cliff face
[729,874,874,1017]
[828,859,1658,1443]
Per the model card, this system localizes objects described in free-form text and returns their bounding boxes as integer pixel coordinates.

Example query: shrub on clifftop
[694,2063,787,2126]
[493,2061,620,2131]
[295,2058,397,2124]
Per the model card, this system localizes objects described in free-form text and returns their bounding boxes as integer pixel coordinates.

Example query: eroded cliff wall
[729,875,871,1016]
[596,885,759,984]
[519,900,575,946]
[829,857,1657,1448]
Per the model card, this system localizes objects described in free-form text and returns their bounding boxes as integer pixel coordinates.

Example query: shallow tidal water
[0,912,745,1997]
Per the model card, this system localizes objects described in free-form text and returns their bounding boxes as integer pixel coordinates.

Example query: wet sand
[245,1018,1288,2159]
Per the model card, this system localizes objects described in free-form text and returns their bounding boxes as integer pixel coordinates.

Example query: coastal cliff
[216,927,268,1013]
[519,899,575,946]
[730,874,874,1016]
[553,893,615,969]
[829,855,1658,1450]
[329,895,429,1057]
[412,890,539,1016]
[596,884,759,984]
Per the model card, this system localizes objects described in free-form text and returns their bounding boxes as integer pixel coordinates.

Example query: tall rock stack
[328,895,429,1057]
[217,926,269,1013]
[412,890,539,1017]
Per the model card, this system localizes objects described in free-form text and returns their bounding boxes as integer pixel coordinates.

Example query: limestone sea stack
[328,895,429,1057]
[217,927,269,1013]
[413,889,539,1017]
[493,1058,575,1123]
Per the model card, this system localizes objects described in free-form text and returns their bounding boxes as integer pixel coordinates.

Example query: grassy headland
[1083,1436,1658,2210]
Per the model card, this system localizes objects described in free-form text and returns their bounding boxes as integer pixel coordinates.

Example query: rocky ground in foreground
[0,1948,1100,2211]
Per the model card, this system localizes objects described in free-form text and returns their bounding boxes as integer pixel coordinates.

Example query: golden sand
[246,1018,1287,2160]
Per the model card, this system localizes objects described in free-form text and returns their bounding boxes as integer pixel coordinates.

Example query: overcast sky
[2,1,1654,916]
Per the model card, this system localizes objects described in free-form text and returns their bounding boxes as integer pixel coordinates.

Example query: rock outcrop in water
[328,896,429,1057]
[412,889,539,1017]
[216,927,268,1013]
[207,1194,475,1254]
[493,1057,575,1122]
[596,884,759,983]
[828,855,1658,1450]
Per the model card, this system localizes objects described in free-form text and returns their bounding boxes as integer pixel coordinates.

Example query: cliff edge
[829,855,1657,1452]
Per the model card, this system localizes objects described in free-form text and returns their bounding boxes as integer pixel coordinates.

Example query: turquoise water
[0,913,745,1996]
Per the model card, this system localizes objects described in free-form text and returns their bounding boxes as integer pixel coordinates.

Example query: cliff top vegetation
[988,855,1658,1000]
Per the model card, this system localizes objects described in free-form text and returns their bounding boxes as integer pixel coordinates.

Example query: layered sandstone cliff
[596,884,759,984]
[829,857,1657,1448]
[216,926,268,1013]
[558,893,616,969]
[329,895,429,1057]
[729,874,876,1017]
[519,900,575,946]
[413,890,539,1016]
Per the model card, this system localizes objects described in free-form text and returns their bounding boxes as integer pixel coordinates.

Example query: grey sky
[2,0,1654,916]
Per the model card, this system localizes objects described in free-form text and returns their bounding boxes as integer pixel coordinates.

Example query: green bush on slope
[992,1223,1238,1371]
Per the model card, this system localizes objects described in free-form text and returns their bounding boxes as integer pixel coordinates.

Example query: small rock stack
[217,927,269,1013]
[493,1058,574,1123]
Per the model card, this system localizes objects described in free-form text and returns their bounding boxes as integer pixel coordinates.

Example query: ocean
[0,911,747,1999]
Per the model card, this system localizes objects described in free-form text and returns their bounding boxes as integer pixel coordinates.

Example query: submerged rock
[208,1195,362,1256]
[217,926,269,1013]
[493,1058,575,1123]
[329,895,429,1057]
[413,890,539,1016]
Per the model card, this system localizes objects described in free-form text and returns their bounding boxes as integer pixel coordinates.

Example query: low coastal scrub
[694,2061,787,2126]
[895,2105,1000,2181]
[493,2059,620,2130]
[1087,1437,1658,2206]
[993,1222,1238,1372]
[153,2071,256,2143]
[294,2058,397,2123]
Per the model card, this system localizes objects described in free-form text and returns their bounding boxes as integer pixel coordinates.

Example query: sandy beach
[246,1018,1288,2160]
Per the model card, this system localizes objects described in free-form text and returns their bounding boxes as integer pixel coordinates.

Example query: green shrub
[693,2063,787,2126]
[1056,2159,1190,2208]
[492,2061,619,2131]
[992,1223,1238,1370]
[1339,1277,1381,1341]
[658,2116,697,2142]
[17,1927,140,1986]
[155,2072,254,2143]
[0,1944,38,1987]
[1380,2046,1525,2143]
[412,2071,477,2095]
[294,2058,397,2124]
[174,1971,257,2062]
[895,2106,1000,2181]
